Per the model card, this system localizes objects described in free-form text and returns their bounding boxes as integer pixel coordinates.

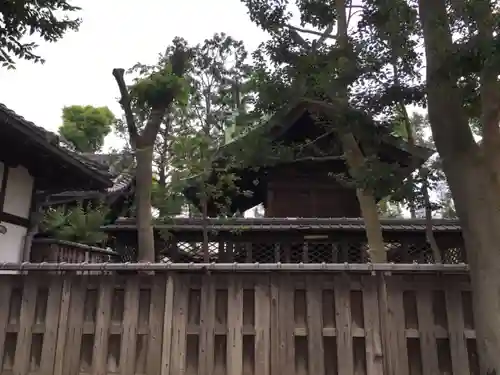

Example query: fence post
[377,272,392,375]
[53,275,73,375]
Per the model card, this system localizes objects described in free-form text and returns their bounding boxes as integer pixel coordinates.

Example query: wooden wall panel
[0,272,476,375]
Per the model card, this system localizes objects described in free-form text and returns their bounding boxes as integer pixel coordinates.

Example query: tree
[151,33,254,221]
[58,105,115,153]
[190,32,254,141]
[243,0,500,370]
[113,38,191,262]
[418,0,500,371]
[243,0,423,262]
[168,112,282,261]
[0,0,81,69]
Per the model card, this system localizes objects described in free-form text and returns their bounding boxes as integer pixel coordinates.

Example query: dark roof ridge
[0,103,112,187]
[103,216,462,232]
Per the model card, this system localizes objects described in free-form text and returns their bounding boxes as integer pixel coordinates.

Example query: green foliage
[126,33,267,220]
[243,0,425,116]
[151,178,186,217]
[0,0,81,69]
[40,202,109,246]
[131,63,189,110]
[378,197,403,218]
[58,105,115,153]
[190,33,254,137]
[128,37,192,112]
[389,112,458,218]
[239,0,430,210]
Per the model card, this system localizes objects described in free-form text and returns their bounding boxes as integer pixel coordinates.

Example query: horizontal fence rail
[0,270,478,375]
[0,262,470,272]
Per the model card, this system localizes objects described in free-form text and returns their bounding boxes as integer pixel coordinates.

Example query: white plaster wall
[0,164,33,270]
[3,165,33,219]
[0,222,25,262]
[0,222,25,273]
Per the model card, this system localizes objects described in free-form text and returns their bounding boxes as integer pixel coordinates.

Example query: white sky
[0,1,436,217]
[0,0,267,137]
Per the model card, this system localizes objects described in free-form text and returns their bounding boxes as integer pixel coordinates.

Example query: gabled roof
[44,152,135,206]
[0,103,112,190]
[183,99,434,216]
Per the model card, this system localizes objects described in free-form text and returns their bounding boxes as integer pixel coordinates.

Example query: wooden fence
[0,271,478,375]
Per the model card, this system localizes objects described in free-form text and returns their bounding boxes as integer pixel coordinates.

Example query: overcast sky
[0,0,267,137]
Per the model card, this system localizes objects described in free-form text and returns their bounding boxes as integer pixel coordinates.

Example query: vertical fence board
[147,274,167,375]
[270,275,280,375]
[281,275,295,374]
[0,271,477,375]
[227,276,243,375]
[120,276,140,375]
[13,276,38,375]
[254,275,270,375]
[385,276,409,375]
[40,277,64,374]
[416,289,440,375]
[306,275,325,375]
[160,275,176,375]
[0,277,13,371]
[279,275,295,374]
[170,275,189,375]
[198,275,216,375]
[446,282,470,375]
[63,275,87,375]
[334,274,354,375]
[53,276,73,375]
[93,276,113,375]
[361,276,384,375]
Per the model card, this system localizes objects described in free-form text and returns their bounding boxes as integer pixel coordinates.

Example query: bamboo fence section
[0,270,478,375]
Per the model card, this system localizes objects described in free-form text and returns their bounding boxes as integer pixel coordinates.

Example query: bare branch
[286,24,336,42]
[112,68,138,149]
[315,24,335,50]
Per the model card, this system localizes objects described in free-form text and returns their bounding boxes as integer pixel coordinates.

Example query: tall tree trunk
[201,193,210,262]
[341,133,387,262]
[113,48,189,264]
[422,173,442,263]
[335,0,387,262]
[401,106,417,218]
[445,156,500,374]
[135,144,155,262]
[399,105,442,262]
[419,0,500,371]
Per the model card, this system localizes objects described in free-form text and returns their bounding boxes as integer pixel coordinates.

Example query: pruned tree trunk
[335,0,386,262]
[419,0,500,371]
[134,144,155,262]
[112,48,189,262]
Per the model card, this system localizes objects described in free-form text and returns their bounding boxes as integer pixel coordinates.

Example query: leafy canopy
[59,105,115,153]
[0,0,81,69]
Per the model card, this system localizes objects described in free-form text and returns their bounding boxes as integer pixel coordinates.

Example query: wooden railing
[0,267,478,375]
[30,238,119,263]
[105,218,466,264]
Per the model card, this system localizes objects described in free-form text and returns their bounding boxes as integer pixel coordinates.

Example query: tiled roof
[0,103,112,185]
[46,153,135,202]
[81,153,134,176]
[104,217,462,232]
